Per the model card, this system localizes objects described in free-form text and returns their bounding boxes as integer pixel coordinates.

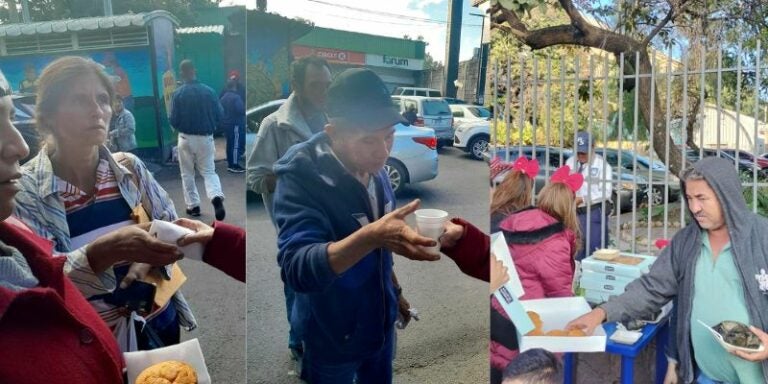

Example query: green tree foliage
[492,0,768,175]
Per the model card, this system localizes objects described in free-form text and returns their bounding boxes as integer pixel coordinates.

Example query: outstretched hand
[87,224,183,274]
[174,218,215,247]
[439,220,464,249]
[565,308,606,337]
[367,199,440,261]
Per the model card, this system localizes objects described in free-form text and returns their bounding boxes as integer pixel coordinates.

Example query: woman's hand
[439,220,465,249]
[87,224,183,274]
[490,254,509,293]
[174,218,215,247]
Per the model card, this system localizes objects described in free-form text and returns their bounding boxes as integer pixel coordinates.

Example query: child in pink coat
[490,166,583,383]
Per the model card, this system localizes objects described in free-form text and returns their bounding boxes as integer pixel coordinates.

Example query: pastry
[136,360,197,384]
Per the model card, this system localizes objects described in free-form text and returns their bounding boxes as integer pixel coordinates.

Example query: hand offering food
[525,310,588,337]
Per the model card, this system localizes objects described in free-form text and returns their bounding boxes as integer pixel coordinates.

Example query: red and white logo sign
[292,45,365,65]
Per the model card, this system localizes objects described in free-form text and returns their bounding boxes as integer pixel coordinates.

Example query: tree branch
[558,0,589,32]
[641,5,675,46]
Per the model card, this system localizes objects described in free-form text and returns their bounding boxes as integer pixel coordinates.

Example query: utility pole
[468,11,487,105]
[443,0,463,98]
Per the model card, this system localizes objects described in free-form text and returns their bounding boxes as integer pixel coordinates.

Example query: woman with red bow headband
[488,165,583,381]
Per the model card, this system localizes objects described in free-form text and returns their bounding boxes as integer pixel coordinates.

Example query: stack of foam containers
[579,253,657,304]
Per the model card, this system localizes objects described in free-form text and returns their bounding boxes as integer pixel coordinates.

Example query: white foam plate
[697,319,765,353]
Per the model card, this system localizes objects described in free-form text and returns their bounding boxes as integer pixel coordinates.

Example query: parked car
[12,93,39,165]
[393,87,441,97]
[685,148,766,178]
[485,146,678,214]
[453,121,489,161]
[718,148,768,169]
[442,97,468,105]
[386,123,439,194]
[450,104,492,161]
[449,104,492,127]
[392,96,454,148]
[595,148,681,205]
[245,100,438,195]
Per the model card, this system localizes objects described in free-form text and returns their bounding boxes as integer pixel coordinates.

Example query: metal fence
[490,43,768,256]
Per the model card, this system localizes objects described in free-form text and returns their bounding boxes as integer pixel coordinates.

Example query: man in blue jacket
[272,68,440,383]
[170,59,226,220]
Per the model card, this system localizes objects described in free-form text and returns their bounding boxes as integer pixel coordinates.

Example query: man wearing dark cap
[565,131,612,260]
[272,69,440,383]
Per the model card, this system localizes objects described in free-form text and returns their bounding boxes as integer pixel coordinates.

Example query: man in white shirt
[565,131,612,260]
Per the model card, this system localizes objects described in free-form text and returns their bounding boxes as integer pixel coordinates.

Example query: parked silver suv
[392,96,454,148]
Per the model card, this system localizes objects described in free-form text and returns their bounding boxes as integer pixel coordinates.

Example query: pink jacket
[490,207,576,372]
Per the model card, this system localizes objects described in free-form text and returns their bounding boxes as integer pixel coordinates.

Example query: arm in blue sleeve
[274,174,338,293]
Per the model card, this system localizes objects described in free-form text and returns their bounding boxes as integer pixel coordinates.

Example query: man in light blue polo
[568,157,768,384]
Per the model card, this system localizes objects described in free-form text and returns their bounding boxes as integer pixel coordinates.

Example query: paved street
[151,138,246,384]
[248,147,490,383]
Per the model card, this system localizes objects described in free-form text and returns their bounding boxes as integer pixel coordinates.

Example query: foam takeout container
[697,319,766,354]
[125,338,211,384]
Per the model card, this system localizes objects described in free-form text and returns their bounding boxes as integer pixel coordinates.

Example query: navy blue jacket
[273,132,398,363]
[219,90,245,128]
[170,80,223,135]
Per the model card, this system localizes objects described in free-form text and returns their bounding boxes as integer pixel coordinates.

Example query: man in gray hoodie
[567,157,768,384]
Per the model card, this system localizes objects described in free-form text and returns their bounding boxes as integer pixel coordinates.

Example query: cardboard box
[580,269,635,287]
[491,232,535,335]
[579,276,631,293]
[581,253,656,278]
[517,296,607,353]
[584,288,619,305]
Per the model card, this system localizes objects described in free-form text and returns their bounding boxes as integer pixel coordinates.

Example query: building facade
[291,27,426,93]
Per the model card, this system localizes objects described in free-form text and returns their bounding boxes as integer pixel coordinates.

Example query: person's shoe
[212,196,226,221]
[227,165,245,173]
[185,206,200,217]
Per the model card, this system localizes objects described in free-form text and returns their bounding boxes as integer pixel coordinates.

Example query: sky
[222,0,485,63]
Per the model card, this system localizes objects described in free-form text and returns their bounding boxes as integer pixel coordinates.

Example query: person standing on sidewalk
[565,131,612,260]
[220,76,246,173]
[108,95,137,153]
[246,56,331,361]
[170,59,226,221]
[273,68,439,383]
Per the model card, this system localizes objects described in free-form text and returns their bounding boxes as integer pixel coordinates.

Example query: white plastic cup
[414,209,449,255]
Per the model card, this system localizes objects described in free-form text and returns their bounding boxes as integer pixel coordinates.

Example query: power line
[305,0,484,27]
[312,10,483,28]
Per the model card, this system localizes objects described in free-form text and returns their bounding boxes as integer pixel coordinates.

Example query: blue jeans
[576,205,609,261]
[303,328,395,384]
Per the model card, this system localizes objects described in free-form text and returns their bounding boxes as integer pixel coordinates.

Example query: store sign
[366,54,424,70]
[292,45,365,65]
